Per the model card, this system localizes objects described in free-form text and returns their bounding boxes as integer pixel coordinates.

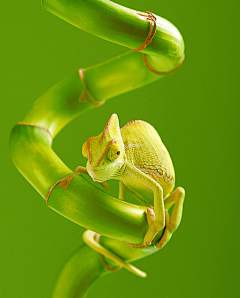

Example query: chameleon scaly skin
[121,119,175,203]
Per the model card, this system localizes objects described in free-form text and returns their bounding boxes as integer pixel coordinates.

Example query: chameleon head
[82,113,126,182]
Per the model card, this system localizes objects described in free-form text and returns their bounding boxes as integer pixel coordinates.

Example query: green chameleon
[76,113,185,275]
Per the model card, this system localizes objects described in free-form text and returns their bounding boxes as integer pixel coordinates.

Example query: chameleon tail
[82,230,147,278]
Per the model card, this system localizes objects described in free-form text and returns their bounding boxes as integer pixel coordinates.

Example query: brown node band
[78,69,105,107]
[126,225,166,249]
[18,121,52,138]
[95,233,122,272]
[143,53,185,76]
[46,173,77,205]
[132,11,157,52]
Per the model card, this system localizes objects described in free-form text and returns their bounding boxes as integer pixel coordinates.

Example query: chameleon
[77,113,185,274]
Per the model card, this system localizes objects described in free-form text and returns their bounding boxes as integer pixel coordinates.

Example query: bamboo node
[131,11,157,52]
[142,53,185,76]
[46,173,77,205]
[59,173,76,190]
[18,121,52,138]
[79,68,105,107]
[46,180,61,205]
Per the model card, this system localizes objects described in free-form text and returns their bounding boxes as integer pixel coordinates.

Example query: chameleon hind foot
[82,230,147,278]
[156,187,185,249]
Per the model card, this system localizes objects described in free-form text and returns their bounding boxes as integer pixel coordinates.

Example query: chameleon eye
[107,143,120,162]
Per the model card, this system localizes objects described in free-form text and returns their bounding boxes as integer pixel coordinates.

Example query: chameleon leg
[118,181,138,201]
[76,166,109,191]
[155,187,185,249]
[82,230,147,278]
[140,178,165,245]
[123,165,165,246]
[143,190,164,246]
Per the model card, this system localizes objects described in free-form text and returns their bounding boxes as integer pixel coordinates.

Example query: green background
[1,0,239,297]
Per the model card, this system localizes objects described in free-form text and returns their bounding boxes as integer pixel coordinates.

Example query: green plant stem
[42,0,184,73]
[52,245,105,298]
[10,69,150,244]
[10,0,185,295]
[53,241,158,298]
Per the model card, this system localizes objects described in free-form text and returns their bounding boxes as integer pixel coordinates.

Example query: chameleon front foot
[143,206,165,246]
[127,194,184,249]
[126,206,162,248]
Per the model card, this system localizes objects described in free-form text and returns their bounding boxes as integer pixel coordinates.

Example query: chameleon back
[121,120,175,199]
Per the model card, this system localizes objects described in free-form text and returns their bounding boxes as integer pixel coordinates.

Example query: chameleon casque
[77,113,185,271]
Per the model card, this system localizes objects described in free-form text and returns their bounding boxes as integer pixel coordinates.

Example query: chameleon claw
[146,206,155,225]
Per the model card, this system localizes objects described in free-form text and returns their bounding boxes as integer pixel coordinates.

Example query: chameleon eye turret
[107,142,121,161]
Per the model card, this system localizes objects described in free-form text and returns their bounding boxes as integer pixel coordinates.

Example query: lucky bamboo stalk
[10,1,185,297]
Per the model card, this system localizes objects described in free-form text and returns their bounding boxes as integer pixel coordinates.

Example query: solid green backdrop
[1,0,239,297]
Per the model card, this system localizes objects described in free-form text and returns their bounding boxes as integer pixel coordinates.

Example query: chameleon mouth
[92,177,104,183]
[87,166,106,182]
[87,161,125,183]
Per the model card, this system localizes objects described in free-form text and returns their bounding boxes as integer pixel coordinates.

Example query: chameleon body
[79,114,185,274]
[120,119,175,203]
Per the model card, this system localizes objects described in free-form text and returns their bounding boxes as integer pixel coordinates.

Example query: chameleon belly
[121,120,175,204]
